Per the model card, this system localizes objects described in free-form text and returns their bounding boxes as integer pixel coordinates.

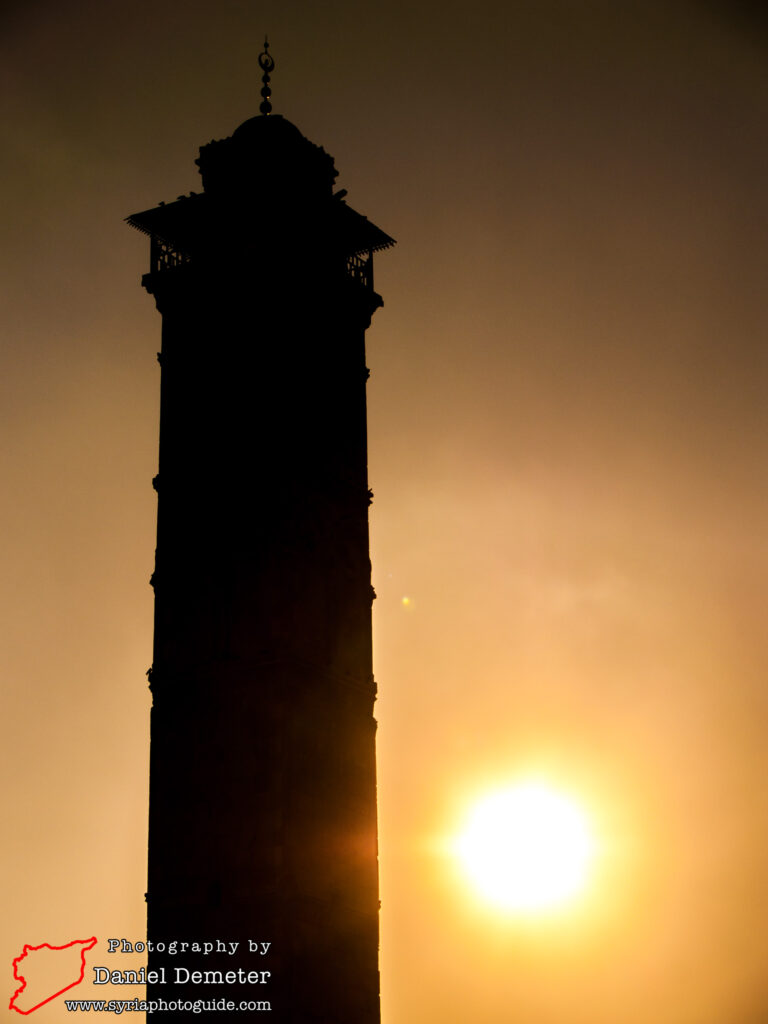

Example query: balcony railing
[150,236,191,274]
[149,237,374,292]
[345,250,373,291]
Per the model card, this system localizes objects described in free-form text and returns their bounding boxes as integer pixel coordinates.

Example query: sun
[453,781,595,914]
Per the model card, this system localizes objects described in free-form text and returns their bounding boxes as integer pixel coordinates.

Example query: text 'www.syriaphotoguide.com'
[64,998,271,1014]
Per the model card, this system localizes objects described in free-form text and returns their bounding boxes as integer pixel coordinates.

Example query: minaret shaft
[130,106,393,1022]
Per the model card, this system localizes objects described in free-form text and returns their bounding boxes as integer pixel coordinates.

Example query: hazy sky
[2,2,768,1022]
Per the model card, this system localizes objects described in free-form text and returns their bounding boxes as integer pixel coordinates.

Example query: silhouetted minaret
[127,41,394,1021]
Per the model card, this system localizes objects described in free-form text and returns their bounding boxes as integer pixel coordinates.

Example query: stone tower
[127,44,394,1021]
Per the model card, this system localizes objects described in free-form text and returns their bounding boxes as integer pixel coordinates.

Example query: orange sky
[2,2,768,1022]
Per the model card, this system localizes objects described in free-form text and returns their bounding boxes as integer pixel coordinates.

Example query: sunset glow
[5,4,768,1022]
[454,783,595,913]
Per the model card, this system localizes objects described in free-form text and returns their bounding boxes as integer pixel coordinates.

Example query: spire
[259,37,275,115]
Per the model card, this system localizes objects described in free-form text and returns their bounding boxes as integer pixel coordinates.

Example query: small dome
[197,113,338,197]
[232,113,306,143]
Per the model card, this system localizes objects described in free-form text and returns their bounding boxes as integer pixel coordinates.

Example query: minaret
[127,42,394,1021]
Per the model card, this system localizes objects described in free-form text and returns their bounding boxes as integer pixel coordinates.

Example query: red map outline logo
[9,937,98,1014]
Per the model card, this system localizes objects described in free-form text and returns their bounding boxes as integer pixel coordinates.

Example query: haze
[2,2,768,1022]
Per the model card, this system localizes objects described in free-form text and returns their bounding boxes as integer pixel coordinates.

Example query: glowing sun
[454,782,595,913]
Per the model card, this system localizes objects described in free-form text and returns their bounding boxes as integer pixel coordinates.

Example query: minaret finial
[258,36,275,115]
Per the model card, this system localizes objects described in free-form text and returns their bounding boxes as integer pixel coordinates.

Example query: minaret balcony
[150,237,191,274]
[345,250,374,291]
